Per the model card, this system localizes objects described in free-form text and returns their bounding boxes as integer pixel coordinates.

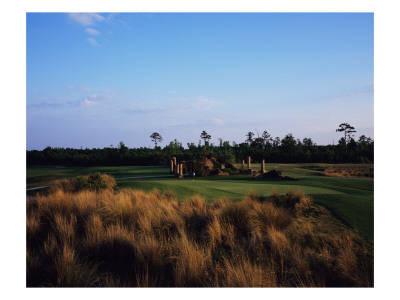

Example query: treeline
[27,133,373,167]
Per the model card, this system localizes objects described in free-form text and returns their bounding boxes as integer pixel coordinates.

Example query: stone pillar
[248,156,251,170]
[261,159,265,173]
[172,157,178,174]
[177,163,183,178]
[170,160,174,173]
[242,160,245,169]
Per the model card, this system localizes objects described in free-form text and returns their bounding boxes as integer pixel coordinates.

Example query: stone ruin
[252,159,295,180]
[170,157,185,178]
[169,155,279,178]
[253,159,267,179]
[170,155,238,178]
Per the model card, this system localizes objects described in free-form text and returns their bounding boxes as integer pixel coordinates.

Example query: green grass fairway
[117,175,373,240]
[26,165,171,189]
[116,176,346,202]
[27,165,374,241]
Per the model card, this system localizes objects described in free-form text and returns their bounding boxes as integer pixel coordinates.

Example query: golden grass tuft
[26,185,373,287]
[48,178,76,194]
[336,231,374,286]
[270,189,281,206]
[223,257,277,287]
[266,226,289,255]
[248,201,292,233]
[172,234,211,287]
[283,189,313,214]
[206,215,222,249]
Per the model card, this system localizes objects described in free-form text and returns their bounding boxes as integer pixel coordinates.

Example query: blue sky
[26,13,373,150]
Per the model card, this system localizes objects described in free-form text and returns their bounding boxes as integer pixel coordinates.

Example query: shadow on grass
[311,193,374,241]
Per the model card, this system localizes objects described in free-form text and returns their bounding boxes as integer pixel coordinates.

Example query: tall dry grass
[26,181,373,287]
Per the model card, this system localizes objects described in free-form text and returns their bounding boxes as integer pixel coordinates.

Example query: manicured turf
[26,165,171,188]
[26,165,374,241]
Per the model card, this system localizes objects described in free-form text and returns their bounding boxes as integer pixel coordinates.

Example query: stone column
[248,156,251,170]
[180,164,183,176]
[242,160,245,169]
[170,160,174,173]
[261,159,265,173]
[173,157,177,174]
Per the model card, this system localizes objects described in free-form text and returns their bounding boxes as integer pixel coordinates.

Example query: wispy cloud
[333,84,374,102]
[67,13,117,47]
[87,94,113,101]
[28,98,98,109]
[80,99,98,107]
[121,96,222,116]
[85,28,101,36]
[87,37,101,47]
[67,86,116,96]
[68,13,105,26]
[122,105,164,114]
[29,86,115,110]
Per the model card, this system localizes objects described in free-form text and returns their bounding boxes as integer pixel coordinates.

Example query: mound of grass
[263,169,282,178]
[27,186,373,287]
[49,172,116,193]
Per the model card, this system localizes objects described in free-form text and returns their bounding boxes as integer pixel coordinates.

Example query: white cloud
[80,99,98,107]
[85,28,101,36]
[68,13,105,26]
[87,37,101,47]
[86,94,112,101]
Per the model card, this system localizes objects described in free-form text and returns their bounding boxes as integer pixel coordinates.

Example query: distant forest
[27,129,373,166]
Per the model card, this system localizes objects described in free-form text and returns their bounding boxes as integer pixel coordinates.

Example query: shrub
[50,172,117,194]
[75,172,116,192]
[50,173,116,193]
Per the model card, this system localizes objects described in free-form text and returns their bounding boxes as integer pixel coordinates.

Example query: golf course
[26,164,374,241]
